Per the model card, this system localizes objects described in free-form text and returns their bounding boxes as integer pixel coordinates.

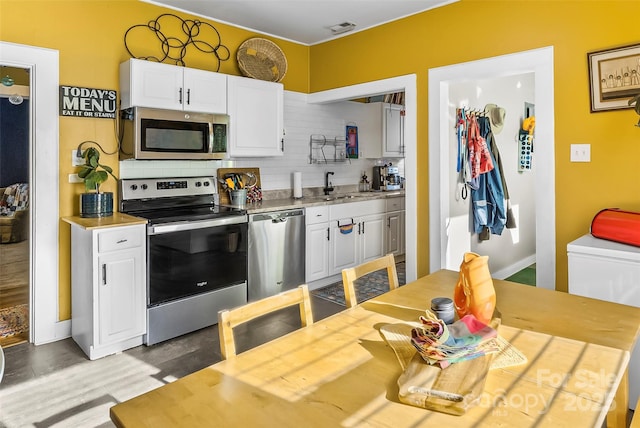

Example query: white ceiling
[145,0,457,45]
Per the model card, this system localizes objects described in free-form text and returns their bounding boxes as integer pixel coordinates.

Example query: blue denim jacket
[471,117,506,236]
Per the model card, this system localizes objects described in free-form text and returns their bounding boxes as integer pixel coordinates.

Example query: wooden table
[110,270,640,428]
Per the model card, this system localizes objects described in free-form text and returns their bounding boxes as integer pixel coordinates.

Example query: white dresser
[567,234,640,409]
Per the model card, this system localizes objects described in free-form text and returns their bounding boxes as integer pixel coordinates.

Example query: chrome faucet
[324,171,334,195]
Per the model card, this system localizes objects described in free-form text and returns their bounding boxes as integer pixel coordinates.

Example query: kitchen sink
[319,194,367,201]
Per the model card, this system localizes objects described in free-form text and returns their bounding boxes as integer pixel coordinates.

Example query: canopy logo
[59,85,117,119]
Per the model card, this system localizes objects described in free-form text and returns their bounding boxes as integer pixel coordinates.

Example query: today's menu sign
[59,85,117,119]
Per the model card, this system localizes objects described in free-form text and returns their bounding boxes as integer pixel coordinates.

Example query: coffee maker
[372,165,402,191]
[372,166,384,191]
[384,166,402,190]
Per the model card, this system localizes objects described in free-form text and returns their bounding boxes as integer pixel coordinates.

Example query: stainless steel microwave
[120,107,229,160]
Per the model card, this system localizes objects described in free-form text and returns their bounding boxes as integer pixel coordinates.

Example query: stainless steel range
[119,176,248,345]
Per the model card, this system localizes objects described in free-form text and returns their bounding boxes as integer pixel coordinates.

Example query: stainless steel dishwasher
[248,209,305,301]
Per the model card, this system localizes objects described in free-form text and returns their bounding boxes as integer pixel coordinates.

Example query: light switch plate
[570,144,591,162]
[68,173,83,183]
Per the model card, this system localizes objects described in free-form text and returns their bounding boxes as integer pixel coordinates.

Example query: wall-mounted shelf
[309,135,350,164]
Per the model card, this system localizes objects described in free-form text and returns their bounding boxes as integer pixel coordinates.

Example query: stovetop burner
[119,176,247,225]
[134,205,245,225]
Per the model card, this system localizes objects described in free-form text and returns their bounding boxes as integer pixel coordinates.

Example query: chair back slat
[218,285,313,359]
[341,253,398,308]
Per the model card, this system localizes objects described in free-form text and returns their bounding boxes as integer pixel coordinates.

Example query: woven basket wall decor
[237,38,287,82]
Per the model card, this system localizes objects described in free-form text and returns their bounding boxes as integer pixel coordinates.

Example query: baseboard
[308,274,343,291]
[55,319,71,340]
[492,255,536,280]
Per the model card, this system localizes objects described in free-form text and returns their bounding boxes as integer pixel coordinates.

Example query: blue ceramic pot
[80,192,113,218]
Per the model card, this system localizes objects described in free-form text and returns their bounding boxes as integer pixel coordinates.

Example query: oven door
[147,216,248,306]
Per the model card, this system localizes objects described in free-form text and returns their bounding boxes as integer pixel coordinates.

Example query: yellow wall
[2,0,640,321]
[311,0,640,290]
[0,0,309,320]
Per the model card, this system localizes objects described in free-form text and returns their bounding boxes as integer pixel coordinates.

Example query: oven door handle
[148,215,248,235]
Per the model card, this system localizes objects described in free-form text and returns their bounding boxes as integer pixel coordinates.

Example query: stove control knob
[130,184,138,191]
[195,181,202,187]
[203,181,210,187]
[141,184,148,190]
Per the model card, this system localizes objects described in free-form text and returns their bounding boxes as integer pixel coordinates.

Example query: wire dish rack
[309,135,350,164]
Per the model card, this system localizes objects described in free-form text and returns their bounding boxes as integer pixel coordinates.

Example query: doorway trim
[1,42,60,343]
[307,74,417,282]
[428,46,556,289]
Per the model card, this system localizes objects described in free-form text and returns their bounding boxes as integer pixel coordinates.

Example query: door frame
[0,42,60,343]
[428,46,555,289]
[308,74,418,283]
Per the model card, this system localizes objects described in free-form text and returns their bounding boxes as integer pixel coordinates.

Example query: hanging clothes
[466,114,494,191]
[471,116,506,240]
[484,118,517,230]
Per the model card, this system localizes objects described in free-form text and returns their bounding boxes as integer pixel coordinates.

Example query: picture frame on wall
[346,125,358,159]
[588,42,640,112]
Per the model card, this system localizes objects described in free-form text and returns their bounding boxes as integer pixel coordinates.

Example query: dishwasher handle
[250,209,305,223]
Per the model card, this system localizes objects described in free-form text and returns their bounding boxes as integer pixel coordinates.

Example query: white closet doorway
[428,47,556,289]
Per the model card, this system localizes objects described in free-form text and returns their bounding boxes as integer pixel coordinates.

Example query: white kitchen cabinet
[385,196,405,256]
[227,75,284,157]
[359,103,405,158]
[70,223,146,360]
[120,59,227,114]
[305,206,330,283]
[567,234,640,409]
[328,200,386,275]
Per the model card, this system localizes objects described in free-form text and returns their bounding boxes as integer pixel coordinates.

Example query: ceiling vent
[329,22,356,35]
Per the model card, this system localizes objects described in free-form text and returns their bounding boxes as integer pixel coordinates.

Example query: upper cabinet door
[227,75,284,157]
[120,59,227,114]
[359,102,405,159]
[383,104,404,157]
[183,67,227,114]
[121,59,183,110]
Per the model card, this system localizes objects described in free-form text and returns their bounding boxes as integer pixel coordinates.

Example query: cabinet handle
[179,88,183,104]
[362,221,365,234]
[117,239,128,244]
[281,138,285,152]
[358,222,361,234]
[102,264,107,285]
[187,88,191,105]
[327,227,330,241]
[387,218,391,228]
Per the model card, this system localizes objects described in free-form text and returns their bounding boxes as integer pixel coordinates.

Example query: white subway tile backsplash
[118,90,393,192]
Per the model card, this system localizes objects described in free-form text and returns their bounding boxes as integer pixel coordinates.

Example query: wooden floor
[0,239,29,348]
[0,294,343,427]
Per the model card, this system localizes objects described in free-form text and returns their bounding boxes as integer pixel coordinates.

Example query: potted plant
[77,147,117,217]
[629,94,640,127]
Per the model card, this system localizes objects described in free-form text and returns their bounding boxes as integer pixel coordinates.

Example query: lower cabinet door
[306,223,330,282]
[329,221,359,275]
[98,249,145,346]
[360,214,386,262]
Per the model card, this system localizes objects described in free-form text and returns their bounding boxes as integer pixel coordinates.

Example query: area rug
[0,303,29,338]
[505,264,536,286]
[312,262,406,306]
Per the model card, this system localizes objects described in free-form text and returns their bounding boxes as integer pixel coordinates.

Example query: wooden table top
[110,270,640,428]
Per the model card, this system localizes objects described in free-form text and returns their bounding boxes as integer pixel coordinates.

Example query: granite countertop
[62,190,406,225]
[238,190,405,214]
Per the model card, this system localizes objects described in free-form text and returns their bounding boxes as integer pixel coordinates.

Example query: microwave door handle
[209,122,214,153]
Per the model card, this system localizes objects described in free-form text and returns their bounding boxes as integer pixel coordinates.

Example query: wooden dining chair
[341,253,399,308]
[631,397,640,428]
[217,284,314,359]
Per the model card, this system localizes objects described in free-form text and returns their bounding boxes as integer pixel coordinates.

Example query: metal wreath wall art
[124,13,230,71]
